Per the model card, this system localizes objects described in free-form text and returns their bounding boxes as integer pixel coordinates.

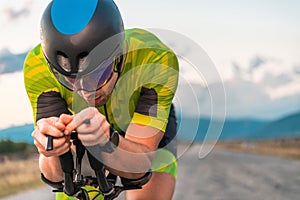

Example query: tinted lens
[50,67,75,90]
[49,58,114,91]
[88,59,114,87]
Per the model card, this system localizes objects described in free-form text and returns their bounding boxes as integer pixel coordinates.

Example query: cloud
[261,72,293,87]
[175,53,300,120]
[293,64,300,74]
[0,72,33,129]
[4,6,30,21]
[0,48,27,74]
[175,73,300,120]
[231,55,297,86]
[249,56,266,71]
[222,78,300,119]
[2,0,33,22]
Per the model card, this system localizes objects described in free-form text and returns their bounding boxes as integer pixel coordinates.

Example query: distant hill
[177,111,300,142]
[1,111,300,144]
[177,116,269,142]
[0,124,34,143]
[0,49,27,74]
[251,111,300,139]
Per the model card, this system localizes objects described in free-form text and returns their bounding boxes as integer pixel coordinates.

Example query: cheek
[103,75,117,95]
[106,84,115,95]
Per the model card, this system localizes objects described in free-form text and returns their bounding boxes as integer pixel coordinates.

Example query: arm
[24,48,73,182]
[63,50,179,179]
[105,123,164,179]
[32,91,74,183]
[33,115,72,182]
[62,108,163,179]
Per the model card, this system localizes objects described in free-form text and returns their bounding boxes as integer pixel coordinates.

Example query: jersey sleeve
[23,44,72,126]
[131,48,179,132]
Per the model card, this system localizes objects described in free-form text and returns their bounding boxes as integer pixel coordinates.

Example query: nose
[77,89,97,100]
[74,77,98,92]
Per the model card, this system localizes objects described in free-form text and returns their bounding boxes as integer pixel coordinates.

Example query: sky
[0,0,300,129]
[1,0,300,66]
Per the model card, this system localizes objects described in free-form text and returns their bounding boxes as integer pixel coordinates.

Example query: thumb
[59,114,74,126]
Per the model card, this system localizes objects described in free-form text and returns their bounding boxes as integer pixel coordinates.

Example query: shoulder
[23,44,64,94]
[125,28,160,42]
[24,44,49,76]
[125,28,171,53]
[24,44,45,66]
[124,28,178,70]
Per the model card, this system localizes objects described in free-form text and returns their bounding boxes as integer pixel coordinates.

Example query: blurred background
[0,0,299,199]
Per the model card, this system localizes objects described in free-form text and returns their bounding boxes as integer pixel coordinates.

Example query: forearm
[39,154,64,182]
[103,135,155,179]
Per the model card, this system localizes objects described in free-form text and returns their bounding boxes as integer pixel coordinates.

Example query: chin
[94,96,109,107]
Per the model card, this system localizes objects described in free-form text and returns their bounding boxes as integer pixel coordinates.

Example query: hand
[63,107,110,146]
[32,117,72,157]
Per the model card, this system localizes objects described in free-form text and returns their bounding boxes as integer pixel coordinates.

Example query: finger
[32,128,48,148]
[76,116,98,134]
[54,121,66,131]
[37,121,65,138]
[56,142,72,156]
[32,126,70,151]
[78,122,110,146]
[33,138,45,154]
[59,114,74,126]
[53,136,71,149]
[64,107,96,134]
[52,137,72,156]
[40,141,71,157]
[37,136,71,157]
[32,133,53,157]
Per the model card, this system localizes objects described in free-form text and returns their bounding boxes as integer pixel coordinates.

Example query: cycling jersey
[24,28,179,199]
[24,28,178,133]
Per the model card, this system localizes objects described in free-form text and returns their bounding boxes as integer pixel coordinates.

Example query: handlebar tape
[59,150,77,196]
[87,151,113,194]
[59,150,74,173]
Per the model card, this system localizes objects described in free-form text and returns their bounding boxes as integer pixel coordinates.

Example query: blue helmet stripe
[51,0,98,35]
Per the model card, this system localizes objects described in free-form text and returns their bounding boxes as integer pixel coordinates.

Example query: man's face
[77,72,118,107]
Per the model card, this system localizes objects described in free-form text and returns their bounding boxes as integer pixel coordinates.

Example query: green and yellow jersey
[24,28,179,199]
[24,28,178,133]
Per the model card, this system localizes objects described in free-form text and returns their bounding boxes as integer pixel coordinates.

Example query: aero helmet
[40,0,124,91]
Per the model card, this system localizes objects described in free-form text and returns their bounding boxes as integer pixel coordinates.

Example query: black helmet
[41,0,124,91]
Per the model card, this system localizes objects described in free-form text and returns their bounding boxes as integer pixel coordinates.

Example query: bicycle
[45,121,151,200]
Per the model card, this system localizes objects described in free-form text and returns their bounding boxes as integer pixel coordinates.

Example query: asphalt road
[2,144,300,200]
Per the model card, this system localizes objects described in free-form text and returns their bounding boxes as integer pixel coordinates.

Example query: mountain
[1,111,300,144]
[177,110,300,142]
[251,111,300,139]
[0,124,34,143]
[0,49,27,74]
[176,116,269,142]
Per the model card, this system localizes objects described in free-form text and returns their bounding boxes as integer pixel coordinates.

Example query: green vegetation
[0,140,42,198]
[0,140,37,154]
[0,159,43,197]
[216,138,300,160]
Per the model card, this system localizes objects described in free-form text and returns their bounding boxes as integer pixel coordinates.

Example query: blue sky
[0,0,300,128]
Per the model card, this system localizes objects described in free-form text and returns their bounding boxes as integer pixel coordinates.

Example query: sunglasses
[48,55,123,92]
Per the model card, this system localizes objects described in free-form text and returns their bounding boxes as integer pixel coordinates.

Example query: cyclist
[24,0,179,199]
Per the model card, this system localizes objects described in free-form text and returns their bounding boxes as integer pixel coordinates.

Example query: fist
[32,117,71,157]
[63,107,110,146]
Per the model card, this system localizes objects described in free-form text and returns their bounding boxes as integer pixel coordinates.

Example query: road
[2,143,300,200]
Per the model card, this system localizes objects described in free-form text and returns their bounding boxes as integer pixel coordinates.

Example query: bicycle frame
[47,131,143,200]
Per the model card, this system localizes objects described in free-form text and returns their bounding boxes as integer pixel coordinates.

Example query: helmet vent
[78,52,89,72]
[57,51,71,72]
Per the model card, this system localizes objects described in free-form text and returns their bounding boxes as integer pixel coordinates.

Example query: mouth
[77,90,103,105]
[84,93,101,101]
